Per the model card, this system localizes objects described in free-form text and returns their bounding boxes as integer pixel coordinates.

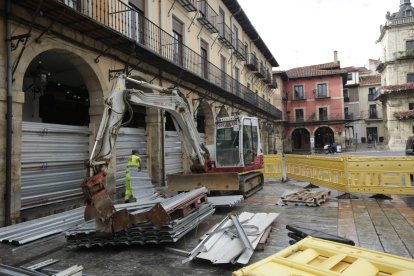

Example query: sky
[237,0,399,70]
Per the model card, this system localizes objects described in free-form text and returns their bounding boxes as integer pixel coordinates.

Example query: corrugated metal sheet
[193,212,279,264]
[164,130,183,175]
[21,122,90,209]
[115,127,147,190]
[207,196,244,207]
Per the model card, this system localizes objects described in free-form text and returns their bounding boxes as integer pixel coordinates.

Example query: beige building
[343,66,384,148]
[0,0,281,225]
[377,0,414,150]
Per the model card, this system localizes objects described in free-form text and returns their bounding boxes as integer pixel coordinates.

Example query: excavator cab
[215,116,262,170]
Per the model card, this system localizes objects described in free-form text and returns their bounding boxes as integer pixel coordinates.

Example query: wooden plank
[255,226,272,251]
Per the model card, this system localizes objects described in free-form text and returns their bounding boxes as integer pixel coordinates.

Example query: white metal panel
[164,130,183,175]
[21,122,90,209]
[116,127,147,190]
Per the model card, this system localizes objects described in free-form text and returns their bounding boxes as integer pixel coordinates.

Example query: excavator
[82,75,264,234]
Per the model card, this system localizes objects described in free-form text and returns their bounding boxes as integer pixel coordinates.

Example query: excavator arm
[82,76,210,234]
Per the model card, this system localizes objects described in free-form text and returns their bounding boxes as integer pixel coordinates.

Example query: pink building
[275,58,347,152]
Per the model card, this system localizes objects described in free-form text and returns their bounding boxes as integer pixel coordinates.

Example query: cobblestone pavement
[1,179,413,275]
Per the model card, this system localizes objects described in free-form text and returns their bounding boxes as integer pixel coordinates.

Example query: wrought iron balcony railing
[286,113,344,123]
[345,113,354,120]
[232,38,247,61]
[197,0,218,33]
[217,22,233,49]
[246,53,258,71]
[176,0,197,12]
[24,0,281,118]
[368,94,376,101]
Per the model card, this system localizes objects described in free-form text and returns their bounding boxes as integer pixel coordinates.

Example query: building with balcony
[0,0,281,225]
[377,0,414,150]
[342,64,384,148]
[274,52,347,153]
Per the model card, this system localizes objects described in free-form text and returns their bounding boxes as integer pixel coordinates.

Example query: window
[318,107,328,120]
[405,10,413,17]
[409,103,414,110]
[343,88,349,102]
[200,40,208,79]
[369,104,377,118]
[234,67,240,95]
[316,83,327,98]
[407,40,414,50]
[408,73,414,83]
[368,87,376,101]
[219,7,225,36]
[293,85,304,99]
[233,25,239,49]
[172,17,183,66]
[347,73,353,81]
[344,107,349,115]
[129,0,145,43]
[220,55,226,89]
[295,109,304,122]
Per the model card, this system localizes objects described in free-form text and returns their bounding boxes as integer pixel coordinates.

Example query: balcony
[246,53,258,71]
[268,77,277,89]
[254,62,266,78]
[285,113,344,124]
[368,94,376,101]
[345,113,354,120]
[15,0,282,120]
[394,49,414,60]
[176,0,197,12]
[197,0,218,33]
[368,113,379,119]
[263,70,271,84]
[217,22,233,49]
[232,38,247,61]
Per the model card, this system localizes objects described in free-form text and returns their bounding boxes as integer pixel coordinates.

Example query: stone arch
[14,43,107,125]
[291,128,310,152]
[314,126,335,149]
[194,100,214,144]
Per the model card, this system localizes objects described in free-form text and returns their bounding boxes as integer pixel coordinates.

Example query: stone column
[0,89,25,225]
[146,108,163,186]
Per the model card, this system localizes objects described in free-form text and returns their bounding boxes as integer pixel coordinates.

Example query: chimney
[334,50,338,62]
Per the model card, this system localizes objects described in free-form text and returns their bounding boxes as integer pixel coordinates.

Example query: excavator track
[239,171,264,198]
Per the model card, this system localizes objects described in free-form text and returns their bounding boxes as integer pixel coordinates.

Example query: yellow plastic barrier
[345,156,414,195]
[278,154,414,195]
[263,154,282,179]
[233,236,414,276]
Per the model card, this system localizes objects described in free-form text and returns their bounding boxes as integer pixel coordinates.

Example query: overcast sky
[237,0,400,70]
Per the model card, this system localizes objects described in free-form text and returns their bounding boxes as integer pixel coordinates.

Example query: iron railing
[217,22,233,49]
[246,53,258,71]
[345,113,354,120]
[197,0,218,33]
[54,0,281,118]
[176,0,197,12]
[368,94,376,101]
[232,38,247,61]
[286,113,344,123]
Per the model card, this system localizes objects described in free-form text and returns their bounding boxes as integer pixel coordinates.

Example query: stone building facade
[0,0,281,225]
[377,0,414,150]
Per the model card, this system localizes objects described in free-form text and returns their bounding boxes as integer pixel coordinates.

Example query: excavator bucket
[167,172,240,192]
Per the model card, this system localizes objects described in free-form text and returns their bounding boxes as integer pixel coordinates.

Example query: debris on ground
[0,259,83,276]
[65,188,214,248]
[207,195,244,207]
[255,225,272,251]
[183,212,279,265]
[277,189,331,206]
[286,224,355,246]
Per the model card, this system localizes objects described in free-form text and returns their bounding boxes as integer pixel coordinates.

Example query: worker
[125,149,141,203]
